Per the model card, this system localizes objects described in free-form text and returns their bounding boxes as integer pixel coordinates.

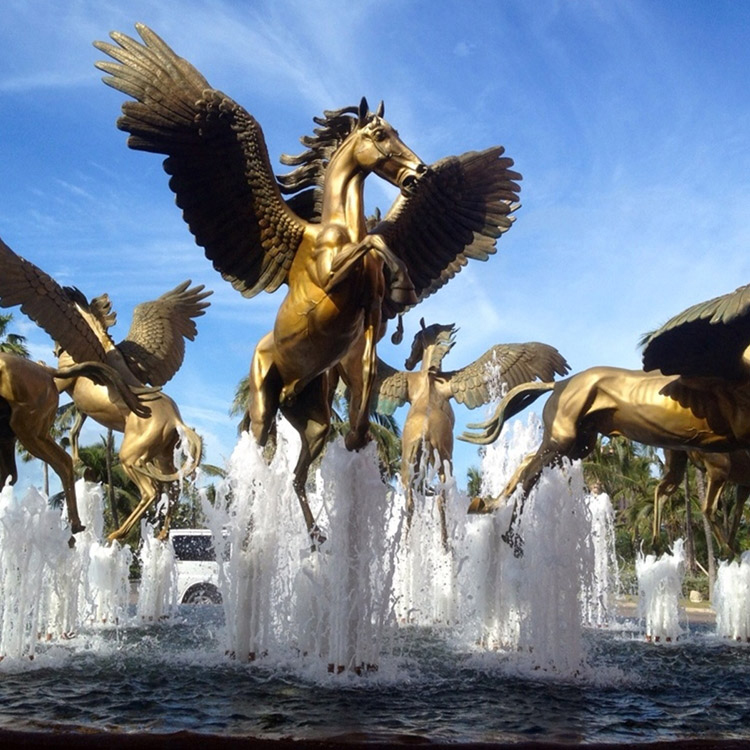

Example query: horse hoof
[467,497,487,514]
[344,431,368,451]
[310,525,327,548]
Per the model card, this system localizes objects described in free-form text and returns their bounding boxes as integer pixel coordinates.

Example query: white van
[169,528,223,605]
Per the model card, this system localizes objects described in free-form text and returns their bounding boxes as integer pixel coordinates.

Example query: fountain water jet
[203,420,402,673]
[636,539,686,642]
[714,550,750,640]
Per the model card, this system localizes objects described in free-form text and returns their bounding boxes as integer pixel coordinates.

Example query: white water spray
[636,539,685,642]
[714,551,750,641]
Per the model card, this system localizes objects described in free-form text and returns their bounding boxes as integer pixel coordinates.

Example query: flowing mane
[277,105,373,220]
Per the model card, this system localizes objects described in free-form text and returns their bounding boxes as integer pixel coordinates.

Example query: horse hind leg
[18,431,83,535]
[728,486,750,552]
[282,374,331,547]
[702,477,733,557]
[108,462,159,542]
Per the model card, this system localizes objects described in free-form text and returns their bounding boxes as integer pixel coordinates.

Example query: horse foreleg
[653,450,688,543]
[436,460,451,554]
[69,411,86,467]
[247,333,281,444]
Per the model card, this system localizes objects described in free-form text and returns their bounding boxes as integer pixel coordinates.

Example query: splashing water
[136,522,177,621]
[714,550,750,641]
[581,489,619,628]
[636,539,686,642]
[203,421,402,673]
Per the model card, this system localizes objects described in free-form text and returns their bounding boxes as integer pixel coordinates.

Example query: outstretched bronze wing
[94,23,309,298]
[372,358,410,416]
[642,283,750,380]
[445,342,571,409]
[0,236,110,364]
[372,148,521,320]
[118,281,212,386]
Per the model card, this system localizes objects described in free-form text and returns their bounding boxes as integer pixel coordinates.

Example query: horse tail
[460,381,555,445]
[50,361,156,419]
[135,423,203,484]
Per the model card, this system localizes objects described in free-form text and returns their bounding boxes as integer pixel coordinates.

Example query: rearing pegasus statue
[95,24,521,541]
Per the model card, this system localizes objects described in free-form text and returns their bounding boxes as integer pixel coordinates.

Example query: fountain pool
[1,417,749,748]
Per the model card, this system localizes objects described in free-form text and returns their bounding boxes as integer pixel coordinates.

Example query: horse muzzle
[398,163,428,197]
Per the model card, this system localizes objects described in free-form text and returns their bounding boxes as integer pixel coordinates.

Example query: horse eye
[372,129,386,141]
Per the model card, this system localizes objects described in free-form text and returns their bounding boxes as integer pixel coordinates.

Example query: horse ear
[391,315,404,345]
[420,317,426,330]
[376,100,385,118]
[358,97,369,126]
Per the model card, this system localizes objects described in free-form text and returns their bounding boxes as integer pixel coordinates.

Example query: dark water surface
[1,607,748,746]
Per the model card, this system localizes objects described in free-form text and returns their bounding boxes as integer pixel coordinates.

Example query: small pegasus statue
[374,319,569,549]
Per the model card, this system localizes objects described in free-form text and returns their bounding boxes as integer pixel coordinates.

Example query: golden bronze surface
[0,237,209,541]
[375,320,569,549]
[655,448,750,555]
[0,352,155,537]
[95,24,522,539]
[461,282,750,556]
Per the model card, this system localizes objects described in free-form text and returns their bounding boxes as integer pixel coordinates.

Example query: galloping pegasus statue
[95,24,522,540]
[462,282,750,556]
[0,237,211,541]
[374,320,569,549]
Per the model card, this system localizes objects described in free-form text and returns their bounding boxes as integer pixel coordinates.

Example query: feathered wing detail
[94,23,308,298]
[446,342,571,409]
[117,281,212,386]
[372,147,521,319]
[642,283,750,380]
[372,358,410,415]
[0,236,109,363]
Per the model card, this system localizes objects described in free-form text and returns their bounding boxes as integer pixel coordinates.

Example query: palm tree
[466,465,483,497]
[0,313,29,357]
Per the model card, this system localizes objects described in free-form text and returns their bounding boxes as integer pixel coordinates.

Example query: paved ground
[616,596,716,625]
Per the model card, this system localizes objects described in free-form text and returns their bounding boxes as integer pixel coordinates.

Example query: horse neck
[320,140,367,240]
[421,344,448,373]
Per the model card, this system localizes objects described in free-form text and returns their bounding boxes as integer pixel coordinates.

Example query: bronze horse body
[375,320,569,549]
[55,359,202,541]
[0,237,209,542]
[0,352,151,536]
[96,24,522,539]
[463,283,750,554]
[655,448,750,555]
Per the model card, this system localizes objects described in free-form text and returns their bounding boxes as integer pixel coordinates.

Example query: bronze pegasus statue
[0,236,211,541]
[375,319,569,549]
[462,282,750,556]
[94,24,522,541]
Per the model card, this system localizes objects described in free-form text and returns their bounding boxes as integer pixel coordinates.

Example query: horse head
[348,97,427,196]
[405,319,457,372]
[56,287,118,358]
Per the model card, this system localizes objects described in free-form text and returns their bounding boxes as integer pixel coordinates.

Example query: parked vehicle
[169,528,223,605]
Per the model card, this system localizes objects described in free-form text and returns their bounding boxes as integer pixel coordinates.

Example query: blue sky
[2,0,750,491]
